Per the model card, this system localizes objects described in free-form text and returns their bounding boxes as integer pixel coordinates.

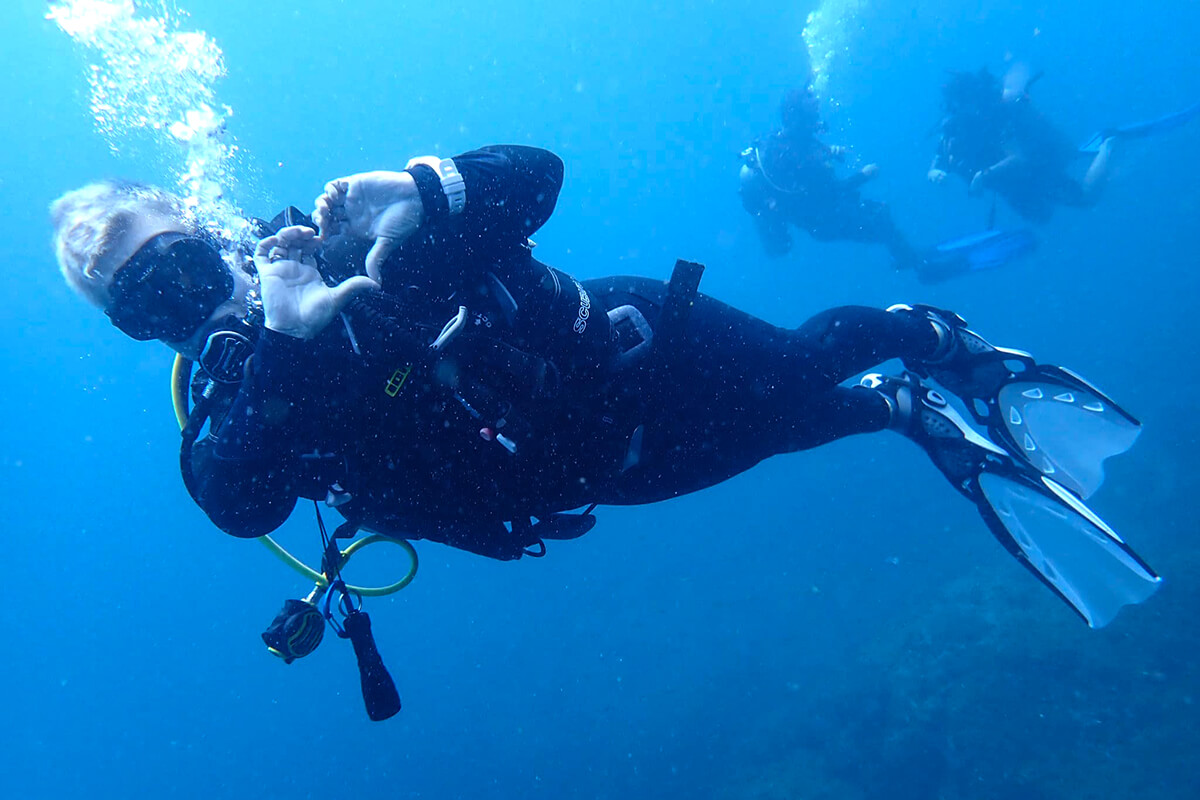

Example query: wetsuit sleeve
[406,145,564,241]
[184,330,315,538]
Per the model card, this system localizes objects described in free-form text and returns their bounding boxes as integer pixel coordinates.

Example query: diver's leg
[836,197,922,270]
[753,213,794,257]
[783,385,893,450]
[870,207,924,271]
[787,304,941,386]
[1039,167,1104,213]
[884,229,922,271]
[974,160,1056,223]
[591,278,942,390]
[589,285,945,498]
[659,302,942,456]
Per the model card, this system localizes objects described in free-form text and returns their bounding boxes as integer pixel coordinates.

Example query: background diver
[740,86,1034,283]
[740,86,923,270]
[928,65,1116,225]
[52,144,1160,714]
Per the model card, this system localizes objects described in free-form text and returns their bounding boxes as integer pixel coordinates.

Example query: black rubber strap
[405,163,450,223]
[657,259,705,353]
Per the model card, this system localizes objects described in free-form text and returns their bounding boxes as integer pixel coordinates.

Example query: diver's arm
[187,435,298,538]
[843,163,880,190]
[314,145,565,277]
[982,153,1022,177]
[431,145,564,239]
[970,153,1023,195]
[184,330,315,538]
[187,230,382,537]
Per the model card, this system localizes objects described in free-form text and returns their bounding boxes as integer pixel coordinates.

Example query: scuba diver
[740,87,924,270]
[52,144,1159,716]
[928,66,1115,225]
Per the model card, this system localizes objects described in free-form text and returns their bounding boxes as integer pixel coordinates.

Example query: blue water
[3,1,1198,797]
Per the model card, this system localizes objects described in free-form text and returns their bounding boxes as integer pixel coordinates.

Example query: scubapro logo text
[572,279,591,334]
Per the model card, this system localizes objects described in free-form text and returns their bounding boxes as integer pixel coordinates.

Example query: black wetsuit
[185,145,938,559]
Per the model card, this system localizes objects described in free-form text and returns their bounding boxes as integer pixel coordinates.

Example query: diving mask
[105,232,234,342]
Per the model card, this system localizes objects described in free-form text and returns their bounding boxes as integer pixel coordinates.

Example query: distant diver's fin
[992,365,1141,499]
[1080,100,1200,153]
[861,371,1159,628]
[977,471,1160,628]
[916,228,1038,284]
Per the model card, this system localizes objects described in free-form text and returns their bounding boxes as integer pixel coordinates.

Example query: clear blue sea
[3,1,1197,797]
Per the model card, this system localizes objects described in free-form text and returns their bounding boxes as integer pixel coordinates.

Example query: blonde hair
[50,181,188,308]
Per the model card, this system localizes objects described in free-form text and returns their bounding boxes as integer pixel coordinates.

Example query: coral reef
[712,425,1199,799]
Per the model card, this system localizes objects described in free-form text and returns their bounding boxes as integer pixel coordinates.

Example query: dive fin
[1080,100,1200,153]
[993,365,1141,498]
[917,228,1038,284]
[863,371,1159,628]
[899,306,1140,497]
[977,471,1160,628]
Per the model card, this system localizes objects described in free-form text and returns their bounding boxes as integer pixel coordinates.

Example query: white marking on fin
[1054,392,1075,403]
[1023,388,1044,399]
[1024,433,1036,451]
[1041,477,1124,542]
[1083,401,1104,412]
[1009,407,1023,425]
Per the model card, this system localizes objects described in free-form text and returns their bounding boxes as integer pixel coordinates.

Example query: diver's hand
[860,163,880,179]
[255,225,379,339]
[313,170,426,281]
[927,168,948,184]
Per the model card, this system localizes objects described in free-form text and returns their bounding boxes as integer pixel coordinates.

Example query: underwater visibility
[2,0,1197,797]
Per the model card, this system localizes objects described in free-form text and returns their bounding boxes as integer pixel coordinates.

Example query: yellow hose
[170,354,191,430]
[172,354,417,595]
